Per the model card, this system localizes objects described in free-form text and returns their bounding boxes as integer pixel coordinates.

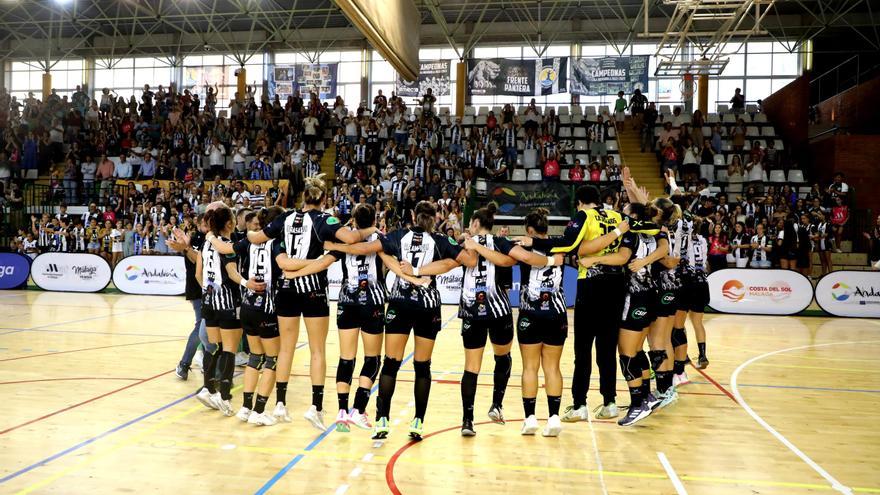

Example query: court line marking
[0,370,173,435]
[730,340,880,495]
[0,327,188,338]
[253,314,459,495]
[657,452,688,495]
[688,366,738,403]
[585,406,609,495]
[0,302,184,337]
[0,377,142,386]
[0,337,185,362]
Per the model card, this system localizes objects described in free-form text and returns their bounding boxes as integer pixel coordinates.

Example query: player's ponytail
[471,203,496,230]
[256,206,285,230]
[415,201,436,232]
[525,207,549,234]
[303,173,327,206]
[652,197,682,225]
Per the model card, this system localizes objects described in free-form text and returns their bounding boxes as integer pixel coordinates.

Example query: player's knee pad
[648,349,668,371]
[263,355,278,371]
[381,356,401,377]
[247,353,265,370]
[619,354,640,382]
[636,350,650,371]
[671,327,688,347]
[360,355,380,382]
[335,358,356,385]
[413,360,431,379]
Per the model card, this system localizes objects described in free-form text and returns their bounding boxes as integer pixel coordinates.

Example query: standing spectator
[114,154,132,180]
[707,223,729,272]
[62,158,78,205]
[21,131,38,179]
[830,195,849,253]
[864,214,880,269]
[613,91,627,129]
[588,115,610,162]
[96,155,115,200]
[569,159,585,182]
[629,89,648,131]
[750,223,772,268]
[206,141,226,178]
[730,88,745,114]
[542,152,560,181]
[827,172,849,202]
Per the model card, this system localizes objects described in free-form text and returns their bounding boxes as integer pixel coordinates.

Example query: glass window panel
[748,78,773,101]
[772,77,795,93]
[723,54,745,77]
[773,51,798,76]
[372,60,395,83]
[718,79,744,105]
[474,46,497,58]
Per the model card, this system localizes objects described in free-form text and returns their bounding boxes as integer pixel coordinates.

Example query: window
[9,59,84,100]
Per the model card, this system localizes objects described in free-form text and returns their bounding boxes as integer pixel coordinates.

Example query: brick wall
[811,135,880,213]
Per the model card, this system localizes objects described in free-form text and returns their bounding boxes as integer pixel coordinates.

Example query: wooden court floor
[0,290,878,495]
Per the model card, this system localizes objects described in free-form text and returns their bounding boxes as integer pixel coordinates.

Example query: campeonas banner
[269,63,338,100]
[707,268,813,315]
[479,181,572,218]
[569,56,649,96]
[467,58,568,96]
[815,270,880,318]
[395,60,451,97]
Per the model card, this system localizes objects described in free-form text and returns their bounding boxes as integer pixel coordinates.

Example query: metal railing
[810,55,880,105]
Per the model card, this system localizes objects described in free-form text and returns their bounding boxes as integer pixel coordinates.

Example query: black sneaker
[487,404,505,424]
[175,364,189,381]
[645,392,661,411]
[618,401,652,426]
[461,419,476,437]
[696,355,710,369]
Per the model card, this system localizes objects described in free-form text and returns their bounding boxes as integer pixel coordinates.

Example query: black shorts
[385,303,442,340]
[517,311,568,346]
[461,315,514,349]
[275,289,329,318]
[337,304,385,335]
[240,307,280,339]
[796,250,811,268]
[655,287,678,318]
[621,291,656,331]
[203,305,241,330]
[678,280,709,313]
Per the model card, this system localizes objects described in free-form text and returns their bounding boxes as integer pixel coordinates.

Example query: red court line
[690,365,739,404]
[0,338,184,362]
[0,377,142,386]
[385,418,615,495]
[0,369,173,435]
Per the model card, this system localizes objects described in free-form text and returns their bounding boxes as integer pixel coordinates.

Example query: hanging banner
[0,253,31,290]
[31,253,112,293]
[815,270,880,318]
[270,63,338,100]
[476,181,573,218]
[113,255,186,296]
[570,56,649,96]
[395,60,452,97]
[467,58,568,97]
[707,269,813,315]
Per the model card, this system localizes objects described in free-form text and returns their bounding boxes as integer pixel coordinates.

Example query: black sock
[523,397,537,417]
[492,353,512,407]
[547,395,561,416]
[202,347,218,394]
[656,371,672,393]
[413,360,432,420]
[352,387,371,414]
[673,360,687,375]
[698,342,707,358]
[629,386,644,408]
[276,382,288,404]
[640,379,650,398]
[376,357,401,419]
[338,392,349,412]
[254,394,269,414]
[243,392,254,409]
[461,371,478,421]
[312,385,324,411]
[218,351,235,400]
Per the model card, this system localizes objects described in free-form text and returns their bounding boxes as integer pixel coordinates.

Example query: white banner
[384,267,463,305]
[815,270,880,318]
[708,268,813,315]
[113,255,186,296]
[31,253,112,293]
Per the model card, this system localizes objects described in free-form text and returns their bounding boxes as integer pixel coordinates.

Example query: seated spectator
[542,152,560,181]
[568,160,585,182]
[589,162,601,182]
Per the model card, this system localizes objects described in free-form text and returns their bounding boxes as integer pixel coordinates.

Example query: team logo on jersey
[722,280,745,302]
[327,217,340,225]
[831,282,852,301]
[385,309,397,323]
[661,292,675,305]
[519,317,531,330]
[631,307,648,319]
[448,237,458,246]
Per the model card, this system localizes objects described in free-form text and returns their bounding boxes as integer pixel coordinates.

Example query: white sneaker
[235,351,248,367]
[542,415,562,437]
[521,415,539,435]
[673,371,691,387]
[657,389,678,410]
[304,405,326,431]
[215,394,234,416]
[348,410,372,430]
[594,402,619,419]
[236,406,252,422]
[195,387,218,410]
[248,411,278,426]
[335,409,350,432]
[273,402,292,422]
[560,405,588,423]
[192,350,204,369]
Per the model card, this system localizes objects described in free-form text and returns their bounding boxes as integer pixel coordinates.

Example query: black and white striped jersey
[263,209,344,293]
[651,230,679,291]
[233,238,283,315]
[688,234,709,282]
[73,227,85,251]
[380,228,463,309]
[622,231,656,294]
[751,234,770,262]
[730,233,750,260]
[459,234,513,320]
[518,246,566,315]
[331,233,386,307]
[201,236,241,311]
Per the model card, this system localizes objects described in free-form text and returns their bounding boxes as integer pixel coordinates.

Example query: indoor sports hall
[0,1,878,495]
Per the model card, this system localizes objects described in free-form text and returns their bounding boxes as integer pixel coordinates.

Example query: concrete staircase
[615,120,665,199]
[320,143,337,179]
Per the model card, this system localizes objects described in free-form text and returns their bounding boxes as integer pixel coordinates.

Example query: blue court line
[0,339,309,486]
[253,314,459,495]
